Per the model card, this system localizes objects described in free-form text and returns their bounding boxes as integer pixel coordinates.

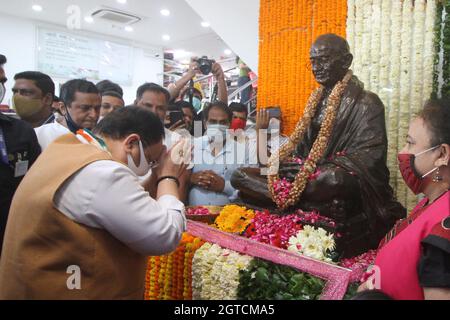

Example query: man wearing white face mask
[189,101,249,206]
[0,106,189,299]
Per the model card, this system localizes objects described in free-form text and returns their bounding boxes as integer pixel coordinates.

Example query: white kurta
[53,140,186,256]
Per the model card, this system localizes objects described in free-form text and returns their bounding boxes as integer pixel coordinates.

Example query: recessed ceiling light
[84,16,94,23]
[160,9,170,16]
[117,0,127,4]
[201,21,210,28]
[125,26,134,32]
[162,34,171,41]
[224,49,232,56]
[32,4,43,12]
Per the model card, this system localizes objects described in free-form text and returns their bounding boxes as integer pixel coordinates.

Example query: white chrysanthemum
[322,234,336,252]
[316,227,328,237]
[301,225,315,238]
[303,247,325,261]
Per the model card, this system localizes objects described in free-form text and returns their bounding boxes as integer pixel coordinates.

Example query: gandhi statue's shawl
[296,76,406,242]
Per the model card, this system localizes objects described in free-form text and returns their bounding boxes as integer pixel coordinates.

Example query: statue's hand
[303,164,359,201]
[277,162,302,180]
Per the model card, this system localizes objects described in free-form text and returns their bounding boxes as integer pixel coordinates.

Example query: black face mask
[64,109,81,134]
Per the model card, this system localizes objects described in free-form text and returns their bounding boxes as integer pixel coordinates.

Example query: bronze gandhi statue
[231,34,406,258]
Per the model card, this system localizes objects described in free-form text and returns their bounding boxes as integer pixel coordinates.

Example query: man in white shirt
[35,79,101,150]
[0,106,189,299]
[56,107,188,255]
[189,101,250,206]
[135,83,190,202]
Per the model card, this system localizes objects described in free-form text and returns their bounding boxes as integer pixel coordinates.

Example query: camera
[195,56,215,75]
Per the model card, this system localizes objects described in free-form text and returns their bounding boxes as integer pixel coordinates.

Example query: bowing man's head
[94,106,166,176]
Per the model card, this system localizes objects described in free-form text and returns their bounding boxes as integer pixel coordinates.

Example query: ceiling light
[224,49,232,56]
[201,21,210,28]
[160,9,170,17]
[162,34,171,41]
[84,16,94,23]
[117,0,127,4]
[32,4,43,12]
[125,26,134,32]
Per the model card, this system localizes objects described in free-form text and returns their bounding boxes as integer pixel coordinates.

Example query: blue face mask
[185,96,202,112]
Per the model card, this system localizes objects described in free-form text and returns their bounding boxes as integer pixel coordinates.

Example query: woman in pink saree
[360,98,450,300]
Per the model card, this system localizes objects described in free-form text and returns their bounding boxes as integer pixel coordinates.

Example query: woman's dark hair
[418,97,450,146]
[203,101,233,122]
[60,79,99,108]
[94,105,165,147]
[101,90,125,103]
[96,80,123,97]
[351,290,393,300]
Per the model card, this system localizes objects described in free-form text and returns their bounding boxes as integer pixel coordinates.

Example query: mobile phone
[267,107,281,119]
[169,111,184,127]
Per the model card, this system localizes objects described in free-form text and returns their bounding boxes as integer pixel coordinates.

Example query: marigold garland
[258,0,347,135]
[144,233,204,300]
[267,71,353,210]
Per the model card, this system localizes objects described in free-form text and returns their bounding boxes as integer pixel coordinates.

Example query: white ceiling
[0,0,234,61]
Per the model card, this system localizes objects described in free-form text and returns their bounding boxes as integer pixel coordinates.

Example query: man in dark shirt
[0,54,41,254]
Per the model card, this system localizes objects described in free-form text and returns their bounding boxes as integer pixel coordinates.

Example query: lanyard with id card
[0,126,29,177]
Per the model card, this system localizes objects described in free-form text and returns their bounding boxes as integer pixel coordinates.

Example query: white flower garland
[423,0,438,103]
[369,0,382,93]
[347,0,356,57]
[354,0,364,77]
[209,249,253,300]
[360,0,373,88]
[192,243,253,300]
[397,0,414,207]
[347,0,440,209]
[378,0,392,121]
[411,0,426,116]
[387,0,404,197]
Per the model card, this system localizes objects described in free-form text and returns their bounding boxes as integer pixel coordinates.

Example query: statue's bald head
[312,34,350,56]
[310,34,353,88]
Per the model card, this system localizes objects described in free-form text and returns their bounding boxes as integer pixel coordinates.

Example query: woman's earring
[432,167,443,182]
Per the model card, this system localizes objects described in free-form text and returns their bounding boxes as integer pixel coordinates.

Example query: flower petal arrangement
[287,226,336,263]
[214,205,255,234]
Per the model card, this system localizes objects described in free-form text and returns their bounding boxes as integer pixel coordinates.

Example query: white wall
[0,14,36,105]
[185,0,259,74]
[0,12,164,106]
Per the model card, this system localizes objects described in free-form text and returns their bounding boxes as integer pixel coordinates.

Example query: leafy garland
[237,259,326,300]
[267,71,353,210]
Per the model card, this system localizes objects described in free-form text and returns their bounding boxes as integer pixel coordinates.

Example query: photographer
[169,57,228,107]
